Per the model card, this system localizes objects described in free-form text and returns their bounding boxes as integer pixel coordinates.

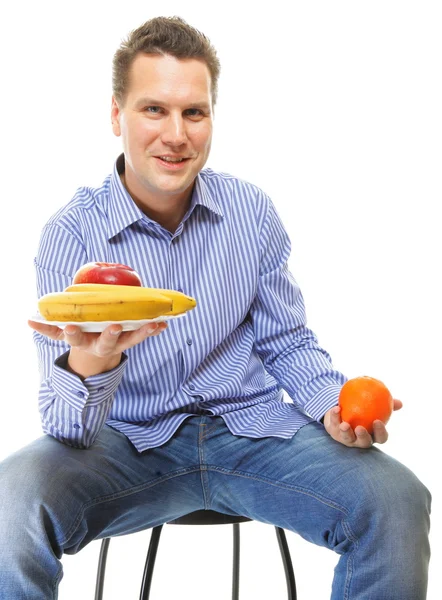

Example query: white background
[0,1,440,598]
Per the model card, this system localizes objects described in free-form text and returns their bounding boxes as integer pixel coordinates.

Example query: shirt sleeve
[33,223,128,448]
[250,197,347,421]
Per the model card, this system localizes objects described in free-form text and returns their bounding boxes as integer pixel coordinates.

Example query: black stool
[94,510,297,599]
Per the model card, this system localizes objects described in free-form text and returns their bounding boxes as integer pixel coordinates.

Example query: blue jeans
[0,417,431,599]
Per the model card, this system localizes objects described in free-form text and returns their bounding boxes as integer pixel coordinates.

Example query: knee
[392,466,431,527]
[385,461,430,514]
[0,437,68,517]
[357,455,431,533]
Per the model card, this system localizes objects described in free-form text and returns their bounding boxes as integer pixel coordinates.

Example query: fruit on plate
[338,376,394,434]
[38,288,172,322]
[64,284,197,316]
[72,262,142,286]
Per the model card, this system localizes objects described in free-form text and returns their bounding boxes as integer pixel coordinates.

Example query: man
[0,16,430,599]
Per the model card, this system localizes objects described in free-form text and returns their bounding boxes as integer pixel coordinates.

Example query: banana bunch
[38,284,197,322]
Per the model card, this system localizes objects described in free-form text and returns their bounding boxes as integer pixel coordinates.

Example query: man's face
[111,53,213,204]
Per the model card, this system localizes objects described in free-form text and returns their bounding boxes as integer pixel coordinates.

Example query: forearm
[260,328,346,420]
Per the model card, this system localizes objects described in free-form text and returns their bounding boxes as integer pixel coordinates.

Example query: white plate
[29,312,186,332]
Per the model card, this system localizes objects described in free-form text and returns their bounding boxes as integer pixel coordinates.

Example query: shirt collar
[107,154,145,239]
[192,174,224,219]
[107,154,224,240]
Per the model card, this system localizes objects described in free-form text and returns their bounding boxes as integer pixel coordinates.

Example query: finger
[354,426,374,448]
[110,322,166,353]
[151,322,168,336]
[371,420,389,444]
[393,399,403,411]
[328,405,341,429]
[108,324,124,336]
[63,325,88,347]
[125,322,160,343]
[94,325,124,354]
[136,321,168,338]
[28,320,65,341]
[339,421,357,445]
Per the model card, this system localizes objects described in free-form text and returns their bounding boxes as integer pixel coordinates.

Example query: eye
[184,108,204,119]
[145,106,163,114]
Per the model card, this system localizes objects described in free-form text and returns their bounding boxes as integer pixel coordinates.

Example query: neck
[120,172,192,233]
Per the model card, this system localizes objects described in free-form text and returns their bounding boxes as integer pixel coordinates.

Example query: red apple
[72,262,143,286]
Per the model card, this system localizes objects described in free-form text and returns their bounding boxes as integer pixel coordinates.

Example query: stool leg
[275,527,297,600]
[139,525,164,600]
[232,523,240,600]
[94,538,111,600]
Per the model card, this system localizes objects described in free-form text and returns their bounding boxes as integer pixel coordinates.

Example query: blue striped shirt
[33,154,346,452]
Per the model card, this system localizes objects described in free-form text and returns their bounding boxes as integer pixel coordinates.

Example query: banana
[159,289,197,316]
[38,288,172,322]
[64,284,197,316]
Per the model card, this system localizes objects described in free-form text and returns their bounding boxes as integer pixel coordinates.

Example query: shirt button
[186,338,193,346]
[73,423,81,429]
[97,387,105,393]
[177,287,183,293]
[189,384,195,390]
[76,391,85,398]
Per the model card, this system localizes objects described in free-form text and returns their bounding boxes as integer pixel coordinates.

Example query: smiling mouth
[157,156,189,163]
[154,156,191,170]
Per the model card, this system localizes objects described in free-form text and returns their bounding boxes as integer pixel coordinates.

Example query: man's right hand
[28,320,167,378]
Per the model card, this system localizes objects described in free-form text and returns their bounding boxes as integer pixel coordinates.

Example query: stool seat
[94,510,297,600]
[169,509,252,525]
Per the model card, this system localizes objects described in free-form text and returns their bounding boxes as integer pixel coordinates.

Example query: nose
[161,112,188,147]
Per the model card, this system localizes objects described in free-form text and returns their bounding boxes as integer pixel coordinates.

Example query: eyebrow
[134,97,211,111]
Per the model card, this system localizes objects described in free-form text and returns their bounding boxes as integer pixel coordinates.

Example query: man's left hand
[323,400,403,448]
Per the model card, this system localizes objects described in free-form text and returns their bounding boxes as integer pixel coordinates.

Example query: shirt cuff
[303,384,342,422]
[51,351,128,411]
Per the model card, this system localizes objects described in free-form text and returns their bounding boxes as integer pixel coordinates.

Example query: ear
[111,97,122,137]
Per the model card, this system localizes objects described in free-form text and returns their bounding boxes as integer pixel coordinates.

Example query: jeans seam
[201,424,218,438]
[206,465,350,515]
[51,564,63,599]
[60,466,201,546]
[198,420,210,508]
[341,519,358,600]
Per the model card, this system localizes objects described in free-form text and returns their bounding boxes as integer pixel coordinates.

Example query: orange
[338,376,393,434]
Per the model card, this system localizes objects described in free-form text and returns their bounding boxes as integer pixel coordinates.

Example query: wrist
[67,348,122,380]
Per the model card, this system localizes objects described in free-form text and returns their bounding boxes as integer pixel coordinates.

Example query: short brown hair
[113,16,221,106]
